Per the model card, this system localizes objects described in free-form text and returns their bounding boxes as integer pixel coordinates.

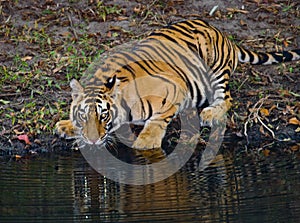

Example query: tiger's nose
[88,139,99,144]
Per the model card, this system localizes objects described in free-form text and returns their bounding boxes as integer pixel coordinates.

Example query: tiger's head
[69,75,118,145]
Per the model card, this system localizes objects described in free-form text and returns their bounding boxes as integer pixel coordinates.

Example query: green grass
[96,1,122,21]
[0,48,94,133]
[0,14,111,135]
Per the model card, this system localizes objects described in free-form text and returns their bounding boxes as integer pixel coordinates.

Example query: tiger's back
[55,19,300,153]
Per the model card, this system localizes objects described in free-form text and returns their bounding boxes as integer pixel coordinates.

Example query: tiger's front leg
[132,119,169,149]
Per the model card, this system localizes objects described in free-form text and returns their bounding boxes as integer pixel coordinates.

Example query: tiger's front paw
[55,120,76,138]
[132,133,162,149]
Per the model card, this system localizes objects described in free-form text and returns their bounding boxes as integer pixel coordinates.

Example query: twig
[244,96,276,143]
[237,76,249,91]
[0,93,22,97]
[67,13,78,40]
[138,0,159,25]
[283,73,295,82]
[244,97,264,140]
[256,115,275,139]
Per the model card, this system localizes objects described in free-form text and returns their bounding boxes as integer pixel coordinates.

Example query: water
[0,149,300,223]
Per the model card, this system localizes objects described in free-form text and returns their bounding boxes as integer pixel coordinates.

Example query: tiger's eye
[79,113,86,120]
[101,113,108,119]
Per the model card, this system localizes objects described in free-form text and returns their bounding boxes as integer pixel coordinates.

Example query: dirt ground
[0,0,299,158]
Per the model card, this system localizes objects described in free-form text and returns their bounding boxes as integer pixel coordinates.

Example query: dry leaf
[21,56,32,61]
[260,108,270,116]
[53,65,64,74]
[106,31,112,38]
[134,4,143,13]
[279,89,291,97]
[226,8,249,14]
[240,19,247,26]
[34,139,42,145]
[14,129,24,135]
[289,117,300,125]
[247,90,260,96]
[269,104,277,112]
[290,145,299,152]
[259,125,266,135]
[14,155,22,160]
[263,149,270,156]
[283,40,289,47]
[116,16,128,21]
[17,134,31,145]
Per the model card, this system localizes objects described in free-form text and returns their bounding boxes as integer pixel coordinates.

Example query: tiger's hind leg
[199,70,233,126]
[199,98,232,126]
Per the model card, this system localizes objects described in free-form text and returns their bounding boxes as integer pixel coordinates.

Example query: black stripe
[168,24,194,38]
[213,48,232,75]
[180,56,209,100]
[117,52,142,78]
[141,39,197,103]
[272,52,285,63]
[139,59,159,74]
[149,32,179,44]
[283,51,296,61]
[238,45,247,61]
[162,88,169,108]
[118,76,129,82]
[175,20,198,29]
[215,69,230,82]
[156,43,183,66]
[120,98,132,122]
[136,48,165,72]
[244,48,255,63]
[193,29,208,38]
[224,95,231,100]
[257,53,269,64]
[193,29,212,60]
[123,64,137,78]
[189,19,210,28]
[194,84,202,106]
[164,115,174,123]
[224,82,230,92]
[109,56,137,78]
[199,99,209,109]
[142,42,189,81]
[211,31,226,71]
[180,38,198,52]
[133,60,157,76]
[145,100,153,120]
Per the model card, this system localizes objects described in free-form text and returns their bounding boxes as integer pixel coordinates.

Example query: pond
[1,147,300,223]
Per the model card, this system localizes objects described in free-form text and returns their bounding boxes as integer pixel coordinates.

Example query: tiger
[55,19,300,150]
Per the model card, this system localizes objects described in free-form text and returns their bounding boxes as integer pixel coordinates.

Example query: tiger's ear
[104,75,116,89]
[70,79,83,102]
[104,75,117,94]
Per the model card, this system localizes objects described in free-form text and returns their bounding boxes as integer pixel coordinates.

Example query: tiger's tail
[235,45,300,65]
